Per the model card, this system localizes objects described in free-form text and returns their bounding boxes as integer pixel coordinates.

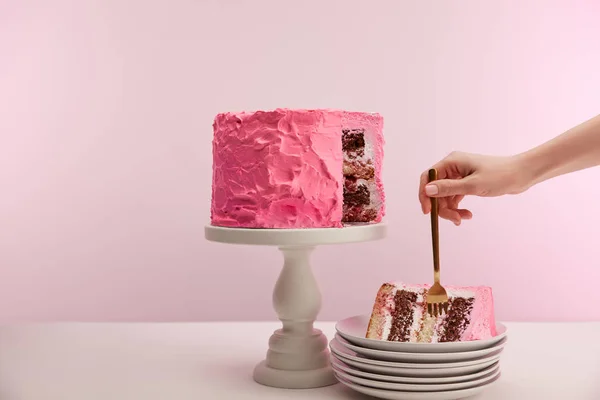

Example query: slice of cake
[366,282,497,343]
[211,108,385,228]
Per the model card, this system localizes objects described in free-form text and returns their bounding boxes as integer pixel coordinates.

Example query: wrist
[511,149,551,191]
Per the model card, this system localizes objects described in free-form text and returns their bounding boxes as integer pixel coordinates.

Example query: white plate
[332,362,500,392]
[330,337,503,369]
[336,314,507,353]
[330,352,500,378]
[335,333,507,363]
[330,357,500,384]
[330,344,502,378]
[335,372,501,400]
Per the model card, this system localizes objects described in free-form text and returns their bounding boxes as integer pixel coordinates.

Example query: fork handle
[428,169,440,283]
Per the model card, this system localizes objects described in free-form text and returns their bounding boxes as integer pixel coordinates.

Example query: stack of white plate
[330,315,507,399]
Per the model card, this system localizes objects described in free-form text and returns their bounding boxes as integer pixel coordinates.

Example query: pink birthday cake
[210,109,385,228]
[366,282,497,343]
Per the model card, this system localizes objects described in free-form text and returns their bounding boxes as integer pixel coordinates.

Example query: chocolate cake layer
[343,184,370,207]
[342,206,377,223]
[439,297,475,342]
[342,129,365,150]
[342,129,366,158]
[387,290,418,342]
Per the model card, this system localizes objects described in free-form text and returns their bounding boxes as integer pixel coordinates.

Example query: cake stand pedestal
[205,223,387,389]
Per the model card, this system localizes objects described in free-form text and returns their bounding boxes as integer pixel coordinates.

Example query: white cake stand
[205,223,387,389]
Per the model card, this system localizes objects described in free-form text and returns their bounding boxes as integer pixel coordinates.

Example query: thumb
[425,176,477,197]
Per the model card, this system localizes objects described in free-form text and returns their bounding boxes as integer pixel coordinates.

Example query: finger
[439,208,462,226]
[419,161,454,213]
[456,209,473,219]
[445,196,470,220]
[419,170,431,214]
[448,195,465,210]
[425,176,477,198]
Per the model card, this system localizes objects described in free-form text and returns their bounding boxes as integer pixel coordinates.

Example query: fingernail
[425,184,438,196]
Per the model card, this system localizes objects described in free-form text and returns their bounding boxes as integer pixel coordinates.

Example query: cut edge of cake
[341,111,385,225]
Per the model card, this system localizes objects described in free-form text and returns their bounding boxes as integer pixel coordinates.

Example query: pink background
[1,0,600,322]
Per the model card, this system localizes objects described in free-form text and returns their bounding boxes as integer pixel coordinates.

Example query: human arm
[518,113,600,187]
[418,113,600,225]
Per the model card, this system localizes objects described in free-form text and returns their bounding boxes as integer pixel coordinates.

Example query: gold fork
[426,168,449,317]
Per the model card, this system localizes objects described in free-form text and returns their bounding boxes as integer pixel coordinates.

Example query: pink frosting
[458,285,497,341]
[211,108,384,228]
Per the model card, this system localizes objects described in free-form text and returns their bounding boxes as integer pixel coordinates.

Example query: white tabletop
[0,322,599,400]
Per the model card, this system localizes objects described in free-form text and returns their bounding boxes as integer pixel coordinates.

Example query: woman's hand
[418,152,531,225]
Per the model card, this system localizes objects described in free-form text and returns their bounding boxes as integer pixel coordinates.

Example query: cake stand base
[253,360,336,389]
[205,223,387,389]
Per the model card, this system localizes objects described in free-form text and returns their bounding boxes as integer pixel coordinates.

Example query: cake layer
[366,282,497,343]
[211,108,385,228]
[340,124,382,223]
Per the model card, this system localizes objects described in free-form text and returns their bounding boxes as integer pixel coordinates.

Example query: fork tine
[427,301,450,317]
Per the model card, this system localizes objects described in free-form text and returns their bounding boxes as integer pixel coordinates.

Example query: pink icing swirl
[211,109,345,228]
